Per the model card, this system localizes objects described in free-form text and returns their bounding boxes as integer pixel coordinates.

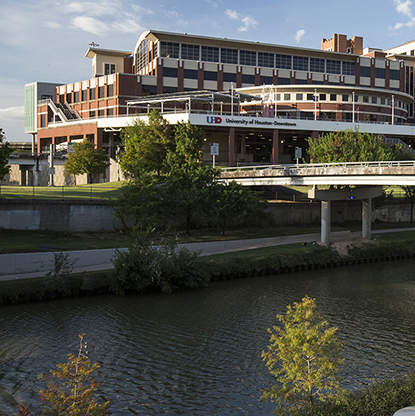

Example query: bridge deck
[220,161,415,186]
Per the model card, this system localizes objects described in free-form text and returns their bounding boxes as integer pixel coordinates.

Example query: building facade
[25,30,415,172]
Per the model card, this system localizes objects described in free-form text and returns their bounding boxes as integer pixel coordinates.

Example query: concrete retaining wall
[0,199,412,232]
[0,200,121,231]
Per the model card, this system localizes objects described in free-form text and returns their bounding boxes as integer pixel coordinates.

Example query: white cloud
[44,21,61,29]
[394,0,412,17]
[0,106,24,120]
[239,16,258,32]
[112,19,142,34]
[72,16,107,35]
[295,29,305,43]
[131,4,154,15]
[225,9,257,31]
[66,1,119,17]
[225,9,239,20]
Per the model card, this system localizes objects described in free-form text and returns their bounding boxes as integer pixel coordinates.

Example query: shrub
[111,232,209,295]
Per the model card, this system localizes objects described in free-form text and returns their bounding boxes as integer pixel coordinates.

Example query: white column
[362,198,372,240]
[321,200,331,245]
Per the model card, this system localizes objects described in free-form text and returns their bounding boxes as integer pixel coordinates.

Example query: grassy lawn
[0,181,125,200]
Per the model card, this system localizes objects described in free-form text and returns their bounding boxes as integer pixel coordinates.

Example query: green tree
[212,181,267,235]
[17,334,111,416]
[400,185,415,223]
[261,295,345,414]
[120,109,173,177]
[64,139,109,184]
[111,172,165,231]
[164,121,219,235]
[306,128,412,163]
[0,127,14,181]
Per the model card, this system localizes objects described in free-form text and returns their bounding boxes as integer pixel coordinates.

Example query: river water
[2,259,415,415]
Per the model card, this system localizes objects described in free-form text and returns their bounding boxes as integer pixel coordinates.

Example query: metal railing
[220,160,415,173]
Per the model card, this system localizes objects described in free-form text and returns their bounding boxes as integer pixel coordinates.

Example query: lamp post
[352,91,355,123]
[314,89,317,121]
[392,95,395,125]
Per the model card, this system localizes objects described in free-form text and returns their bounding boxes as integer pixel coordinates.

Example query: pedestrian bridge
[220,160,415,186]
[220,160,415,245]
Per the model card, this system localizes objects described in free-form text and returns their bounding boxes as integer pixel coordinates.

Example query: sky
[2,0,415,142]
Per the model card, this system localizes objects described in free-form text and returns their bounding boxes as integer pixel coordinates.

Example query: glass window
[372,97,377,104]
[90,88,96,100]
[136,39,149,72]
[319,94,326,101]
[293,56,308,71]
[342,94,349,102]
[296,93,303,100]
[295,79,307,84]
[276,54,291,69]
[184,69,198,79]
[276,94,281,100]
[363,96,369,103]
[241,74,255,84]
[223,72,236,82]
[181,44,200,60]
[354,94,359,102]
[258,52,274,68]
[360,66,371,77]
[81,90,88,101]
[330,94,337,101]
[201,46,219,62]
[142,85,157,95]
[221,48,238,64]
[260,75,273,84]
[327,60,341,74]
[307,93,314,101]
[163,67,178,77]
[240,50,256,66]
[107,108,113,116]
[342,61,355,76]
[381,97,386,105]
[310,57,325,73]
[163,86,178,93]
[98,109,104,117]
[375,68,385,78]
[105,63,116,75]
[204,71,217,81]
[98,86,105,98]
[89,110,96,118]
[107,84,114,97]
[284,93,290,100]
[73,91,79,103]
[160,42,179,58]
[277,77,290,85]
[66,92,72,104]
[390,69,400,80]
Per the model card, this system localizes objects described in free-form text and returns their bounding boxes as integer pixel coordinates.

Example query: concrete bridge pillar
[308,186,383,245]
[321,200,331,245]
[362,198,371,240]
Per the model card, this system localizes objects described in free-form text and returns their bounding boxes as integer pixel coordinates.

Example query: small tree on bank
[262,296,345,414]
[64,139,109,184]
[0,127,14,181]
[17,334,111,416]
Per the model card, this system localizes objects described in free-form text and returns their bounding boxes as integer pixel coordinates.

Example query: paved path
[1,228,414,282]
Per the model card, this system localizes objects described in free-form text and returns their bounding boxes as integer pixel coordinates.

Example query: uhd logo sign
[207,116,222,124]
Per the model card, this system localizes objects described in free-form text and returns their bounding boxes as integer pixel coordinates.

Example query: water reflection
[1,259,415,414]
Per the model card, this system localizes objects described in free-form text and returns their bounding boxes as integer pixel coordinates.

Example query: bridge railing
[221,160,415,173]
